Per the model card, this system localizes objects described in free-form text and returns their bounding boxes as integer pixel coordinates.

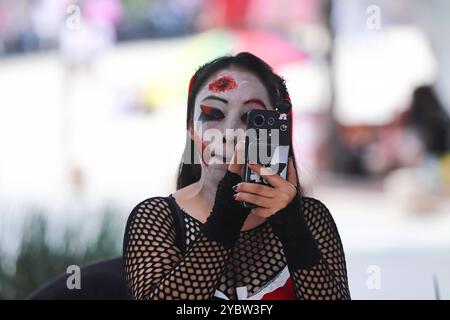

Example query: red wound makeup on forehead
[208,76,237,93]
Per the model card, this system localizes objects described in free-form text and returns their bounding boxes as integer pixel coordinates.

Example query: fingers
[228,141,245,175]
[235,182,276,198]
[238,157,299,220]
[247,162,284,188]
[234,192,272,208]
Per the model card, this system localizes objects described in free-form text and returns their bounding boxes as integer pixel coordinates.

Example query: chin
[202,159,229,177]
[207,162,229,171]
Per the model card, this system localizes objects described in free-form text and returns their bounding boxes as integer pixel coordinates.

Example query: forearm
[267,194,321,272]
[268,196,351,300]
[291,264,351,300]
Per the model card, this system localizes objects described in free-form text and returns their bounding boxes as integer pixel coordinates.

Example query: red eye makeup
[198,105,225,122]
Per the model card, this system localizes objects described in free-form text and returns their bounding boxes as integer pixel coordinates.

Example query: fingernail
[232,184,238,191]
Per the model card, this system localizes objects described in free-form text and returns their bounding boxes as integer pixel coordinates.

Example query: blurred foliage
[0,208,122,300]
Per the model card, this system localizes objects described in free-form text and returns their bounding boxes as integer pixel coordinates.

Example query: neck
[187,165,264,229]
[196,167,225,204]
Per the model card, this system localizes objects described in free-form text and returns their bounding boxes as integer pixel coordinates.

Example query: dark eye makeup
[240,111,248,124]
[198,105,251,124]
[199,105,225,122]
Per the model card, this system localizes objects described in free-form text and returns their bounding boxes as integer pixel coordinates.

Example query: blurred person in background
[408,85,450,158]
[384,85,450,213]
[59,0,123,70]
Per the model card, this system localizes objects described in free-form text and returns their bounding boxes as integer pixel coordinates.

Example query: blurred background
[0,0,449,300]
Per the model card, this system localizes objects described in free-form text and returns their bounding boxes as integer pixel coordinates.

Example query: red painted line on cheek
[208,76,237,93]
[192,130,208,167]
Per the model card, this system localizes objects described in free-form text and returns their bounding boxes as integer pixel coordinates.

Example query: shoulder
[124,196,174,232]
[299,196,347,254]
[302,196,328,210]
[129,196,173,216]
[301,196,331,214]
[300,196,339,230]
[123,196,181,258]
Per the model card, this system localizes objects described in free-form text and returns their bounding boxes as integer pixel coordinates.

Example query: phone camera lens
[254,114,265,127]
[267,117,275,125]
[280,124,287,131]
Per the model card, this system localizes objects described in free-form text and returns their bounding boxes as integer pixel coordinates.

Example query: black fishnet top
[123,171,351,300]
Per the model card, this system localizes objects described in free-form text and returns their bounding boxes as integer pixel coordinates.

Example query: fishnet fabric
[123,195,350,300]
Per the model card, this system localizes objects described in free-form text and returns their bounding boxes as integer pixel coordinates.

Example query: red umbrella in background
[180,27,308,71]
[141,27,308,109]
[232,28,307,68]
[198,0,309,67]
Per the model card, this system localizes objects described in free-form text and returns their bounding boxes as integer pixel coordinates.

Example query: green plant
[0,207,122,300]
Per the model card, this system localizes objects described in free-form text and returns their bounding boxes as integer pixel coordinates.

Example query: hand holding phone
[241,103,292,208]
[234,157,299,217]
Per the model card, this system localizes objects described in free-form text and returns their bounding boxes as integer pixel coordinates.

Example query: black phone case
[241,109,291,208]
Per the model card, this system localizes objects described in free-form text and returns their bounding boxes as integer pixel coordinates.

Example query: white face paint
[190,67,272,176]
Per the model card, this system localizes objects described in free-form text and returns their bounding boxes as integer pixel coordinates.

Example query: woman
[123,52,350,300]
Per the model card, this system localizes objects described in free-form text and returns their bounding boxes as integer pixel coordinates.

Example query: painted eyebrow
[201,96,267,109]
[201,95,228,104]
[243,99,267,109]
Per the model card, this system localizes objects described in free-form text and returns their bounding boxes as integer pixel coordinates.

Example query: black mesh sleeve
[268,196,351,300]
[199,170,251,248]
[123,170,251,300]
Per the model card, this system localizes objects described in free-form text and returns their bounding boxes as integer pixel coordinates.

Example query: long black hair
[408,85,450,156]
[176,52,302,195]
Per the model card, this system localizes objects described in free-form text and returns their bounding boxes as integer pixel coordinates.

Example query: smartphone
[241,107,291,208]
